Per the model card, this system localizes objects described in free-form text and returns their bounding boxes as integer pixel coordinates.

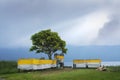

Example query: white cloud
[53,10,110,46]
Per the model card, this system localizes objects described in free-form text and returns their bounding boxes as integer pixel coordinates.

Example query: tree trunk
[48,54,52,60]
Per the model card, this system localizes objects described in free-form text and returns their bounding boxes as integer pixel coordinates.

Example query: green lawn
[0,61,120,80]
[0,68,120,80]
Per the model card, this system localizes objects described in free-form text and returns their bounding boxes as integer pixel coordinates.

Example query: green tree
[30,29,67,60]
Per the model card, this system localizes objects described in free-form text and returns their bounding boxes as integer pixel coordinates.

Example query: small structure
[17,59,56,70]
[96,65,107,71]
[54,54,64,68]
[73,59,86,68]
[73,59,101,68]
[86,59,101,68]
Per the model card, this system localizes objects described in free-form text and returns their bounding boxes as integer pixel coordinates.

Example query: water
[101,61,120,66]
[64,61,120,67]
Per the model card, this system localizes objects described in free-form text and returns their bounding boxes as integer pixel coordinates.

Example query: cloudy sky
[0,0,120,61]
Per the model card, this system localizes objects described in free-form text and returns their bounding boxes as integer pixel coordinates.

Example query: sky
[0,0,120,61]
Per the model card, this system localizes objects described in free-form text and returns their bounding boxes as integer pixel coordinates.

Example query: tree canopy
[30,29,67,59]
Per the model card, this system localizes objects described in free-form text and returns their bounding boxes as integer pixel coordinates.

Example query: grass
[0,61,120,80]
[0,61,18,74]
[107,66,120,72]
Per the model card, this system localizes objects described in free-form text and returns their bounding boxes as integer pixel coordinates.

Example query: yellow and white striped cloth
[73,59,101,68]
[18,59,56,70]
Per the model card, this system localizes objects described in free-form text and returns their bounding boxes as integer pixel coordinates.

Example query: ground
[0,68,120,80]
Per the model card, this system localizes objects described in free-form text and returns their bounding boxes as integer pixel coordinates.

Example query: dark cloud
[0,0,106,24]
[99,16,120,37]
[94,14,120,45]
